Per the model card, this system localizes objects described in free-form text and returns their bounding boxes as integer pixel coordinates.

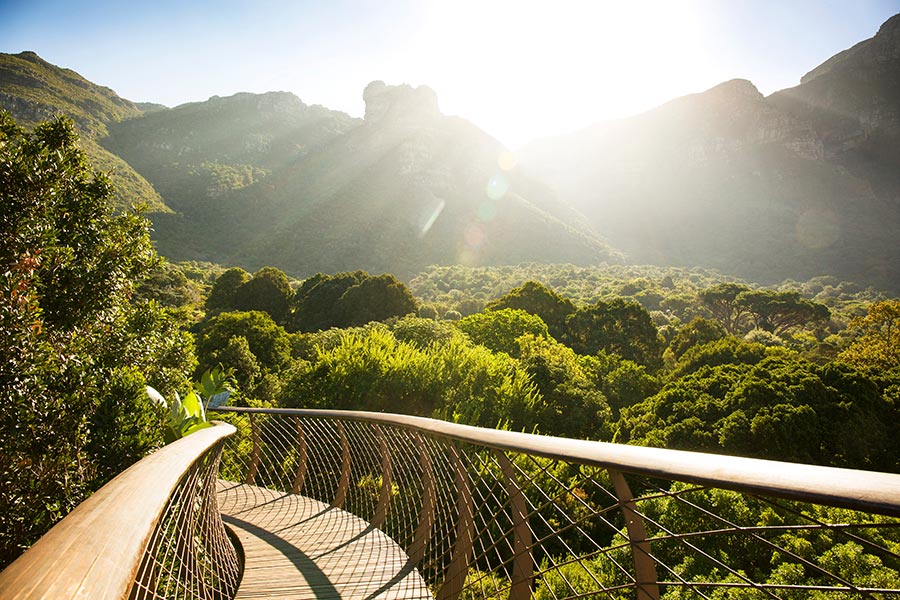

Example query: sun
[409,0,707,148]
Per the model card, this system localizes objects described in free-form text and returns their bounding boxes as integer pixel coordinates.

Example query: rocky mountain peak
[706,79,764,102]
[363,81,440,124]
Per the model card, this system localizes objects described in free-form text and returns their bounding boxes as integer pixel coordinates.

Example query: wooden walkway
[217,481,432,599]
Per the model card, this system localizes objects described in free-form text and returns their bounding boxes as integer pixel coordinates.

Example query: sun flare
[412,0,706,147]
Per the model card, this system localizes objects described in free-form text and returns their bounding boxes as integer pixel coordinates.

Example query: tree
[838,300,900,373]
[563,299,664,370]
[290,271,417,332]
[335,273,418,327]
[617,352,898,471]
[0,112,193,566]
[205,267,250,313]
[456,308,549,356]
[196,311,292,380]
[485,280,575,340]
[232,266,293,323]
[699,283,752,334]
[737,290,829,335]
[517,335,613,440]
[663,317,726,368]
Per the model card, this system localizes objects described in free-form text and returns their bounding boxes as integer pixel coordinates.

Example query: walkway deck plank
[217,481,432,599]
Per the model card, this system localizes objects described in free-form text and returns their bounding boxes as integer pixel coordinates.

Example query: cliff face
[363,80,440,124]
[520,13,900,291]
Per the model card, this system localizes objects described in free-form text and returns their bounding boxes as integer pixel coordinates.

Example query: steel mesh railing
[0,423,240,600]
[130,437,242,600]
[213,407,900,600]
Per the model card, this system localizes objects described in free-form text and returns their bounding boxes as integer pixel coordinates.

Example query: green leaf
[181,391,205,421]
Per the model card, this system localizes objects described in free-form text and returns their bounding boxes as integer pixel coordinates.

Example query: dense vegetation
[3,110,900,594]
[0,112,191,566]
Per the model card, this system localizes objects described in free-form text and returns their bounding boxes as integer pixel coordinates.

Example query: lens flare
[498,150,517,171]
[796,209,840,250]
[464,223,486,248]
[486,174,509,200]
[419,198,446,238]
[477,201,497,222]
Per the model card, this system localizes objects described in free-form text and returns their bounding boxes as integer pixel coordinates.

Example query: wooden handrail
[213,406,900,517]
[0,423,235,600]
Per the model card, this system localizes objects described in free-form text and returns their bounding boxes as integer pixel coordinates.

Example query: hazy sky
[1,0,898,147]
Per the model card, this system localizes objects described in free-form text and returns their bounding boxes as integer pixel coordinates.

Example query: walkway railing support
[610,469,660,600]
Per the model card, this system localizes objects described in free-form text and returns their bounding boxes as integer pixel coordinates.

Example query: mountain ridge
[0,51,167,212]
[3,13,899,286]
[520,12,900,291]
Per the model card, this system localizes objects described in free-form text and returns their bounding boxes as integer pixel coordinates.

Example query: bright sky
[1,0,898,148]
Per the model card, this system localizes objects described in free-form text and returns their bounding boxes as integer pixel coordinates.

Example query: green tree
[0,113,193,566]
[517,335,613,439]
[456,308,550,356]
[664,317,727,368]
[617,352,898,471]
[564,298,664,370]
[700,283,752,334]
[335,273,417,327]
[737,290,830,335]
[205,267,250,312]
[232,266,293,323]
[196,310,292,402]
[485,280,575,340]
[290,271,417,332]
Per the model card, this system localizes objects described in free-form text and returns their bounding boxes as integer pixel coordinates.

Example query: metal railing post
[245,413,261,485]
[290,417,308,495]
[498,451,534,600]
[372,425,393,529]
[408,432,436,564]
[609,469,659,600]
[333,421,352,508]
[436,444,474,600]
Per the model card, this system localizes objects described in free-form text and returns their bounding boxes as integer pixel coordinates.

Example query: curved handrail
[0,423,236,600]
[213,406,900,599]
[214,406,900,517]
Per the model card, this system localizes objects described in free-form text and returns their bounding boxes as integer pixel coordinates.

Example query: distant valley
[2,12,899,289]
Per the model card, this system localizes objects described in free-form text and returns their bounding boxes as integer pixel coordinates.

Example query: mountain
[521,13,900,291]
[0,51,167,212]
[105,82,619,278]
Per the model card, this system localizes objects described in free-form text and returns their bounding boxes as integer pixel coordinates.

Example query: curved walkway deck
[217,481,432,599]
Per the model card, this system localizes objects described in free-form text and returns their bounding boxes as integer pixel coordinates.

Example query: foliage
[617,350,899,470]
[564,299,664,370]
[146,366,233,443]
[195,310,292,403]
[700,283,753,334]
[281,327,542,430]
[838,299,900,373]
[663,317,726,368]
[484,280,575,339]
[456,308,550,356]
[516,335,613,439]
[290,271,417,332]
[206,267,250,313]
[737,289,830,335]
[0,112,193,567]
[232,266,293,322]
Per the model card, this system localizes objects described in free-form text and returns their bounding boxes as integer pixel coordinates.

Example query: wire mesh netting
[213,409,900,600]
[130,439,241,600]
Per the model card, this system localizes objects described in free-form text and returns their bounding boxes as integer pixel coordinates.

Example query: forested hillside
[105,81,619,276]
[0,51,166,211]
